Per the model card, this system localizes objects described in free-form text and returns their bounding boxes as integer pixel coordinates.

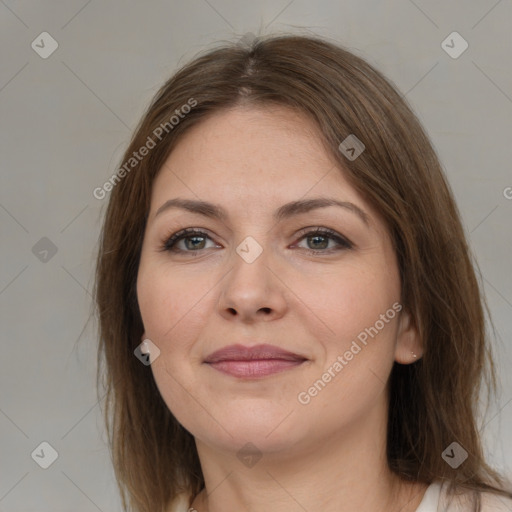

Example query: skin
[136,105,426,512]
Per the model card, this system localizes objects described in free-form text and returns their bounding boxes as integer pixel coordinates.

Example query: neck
[190,399,427,512]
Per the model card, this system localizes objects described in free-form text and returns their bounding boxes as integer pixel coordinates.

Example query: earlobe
[394,307,423,364]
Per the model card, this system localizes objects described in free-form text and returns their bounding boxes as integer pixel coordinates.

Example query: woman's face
[136,105,419,455]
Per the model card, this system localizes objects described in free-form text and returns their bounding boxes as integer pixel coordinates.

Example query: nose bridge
[228,233,270,289]
[235,235,266,266]
[217,232,286,320]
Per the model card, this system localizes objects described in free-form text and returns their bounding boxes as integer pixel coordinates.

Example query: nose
[216,241,288,323]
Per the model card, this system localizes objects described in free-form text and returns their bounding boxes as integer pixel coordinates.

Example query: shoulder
[478,490,512,511]
[439,482,512,512]
[165,492,194,512]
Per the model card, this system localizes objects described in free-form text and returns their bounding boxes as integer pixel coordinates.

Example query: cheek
[136,265,204,421]
[297,258,401,403]
[296,276,400,425]
[137,263,212,342]
[298,261,400,337]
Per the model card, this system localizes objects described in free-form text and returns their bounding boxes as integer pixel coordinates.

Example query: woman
[95,33,512,512]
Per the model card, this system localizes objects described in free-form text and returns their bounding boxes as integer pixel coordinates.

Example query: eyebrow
[154,197,370,226]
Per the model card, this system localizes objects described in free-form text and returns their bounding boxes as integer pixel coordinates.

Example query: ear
[394,307,423,364]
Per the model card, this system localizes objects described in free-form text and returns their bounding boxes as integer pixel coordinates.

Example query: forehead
[150,105,373,220]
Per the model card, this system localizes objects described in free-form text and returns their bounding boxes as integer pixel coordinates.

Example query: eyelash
[159,227,353,256]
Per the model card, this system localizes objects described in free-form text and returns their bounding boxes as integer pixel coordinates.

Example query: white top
[415,481,512,512]
[167,481,512,512]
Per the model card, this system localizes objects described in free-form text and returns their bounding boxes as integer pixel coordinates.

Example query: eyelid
[292,226,353,250]
[159,227,218,252]
[160,226,354,254]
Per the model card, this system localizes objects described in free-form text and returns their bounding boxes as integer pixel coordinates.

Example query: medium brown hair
[95,33,512,512]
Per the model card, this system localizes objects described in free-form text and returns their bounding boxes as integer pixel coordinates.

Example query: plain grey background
[1,1,511,511]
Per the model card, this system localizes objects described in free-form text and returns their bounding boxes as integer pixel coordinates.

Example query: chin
[191,406,305,454]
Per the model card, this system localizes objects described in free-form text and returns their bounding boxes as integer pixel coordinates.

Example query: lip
[204,343,307,379]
